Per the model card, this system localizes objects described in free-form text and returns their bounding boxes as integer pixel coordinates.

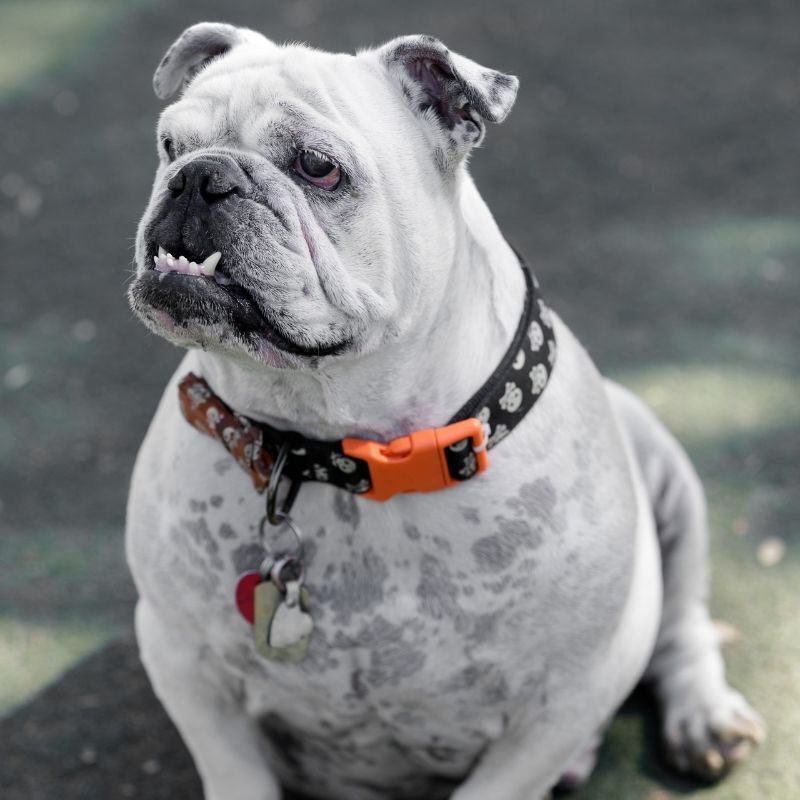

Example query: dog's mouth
[152,246,231,284]
[132,243,351,359]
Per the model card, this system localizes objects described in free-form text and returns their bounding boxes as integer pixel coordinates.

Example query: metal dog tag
[253,578,313,663]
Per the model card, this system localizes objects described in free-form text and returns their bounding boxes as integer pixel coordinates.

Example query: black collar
[178,252,556,506]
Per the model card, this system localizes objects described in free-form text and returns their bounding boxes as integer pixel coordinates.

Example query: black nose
[168,157,243,204]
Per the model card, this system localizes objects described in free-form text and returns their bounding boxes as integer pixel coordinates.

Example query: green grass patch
[0,616,114,714]
[0,524,134,713]
[614,365,800,450]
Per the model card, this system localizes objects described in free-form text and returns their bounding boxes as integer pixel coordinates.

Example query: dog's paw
[552,731,602,794]
[662,684,766,781]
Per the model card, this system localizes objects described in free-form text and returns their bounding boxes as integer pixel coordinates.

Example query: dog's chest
[138,460,634,798]
[203,484,544,711]
[128,325,642,797]
[210,497,546,799]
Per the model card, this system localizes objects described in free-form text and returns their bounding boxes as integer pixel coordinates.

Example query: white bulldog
[126,23,764,800]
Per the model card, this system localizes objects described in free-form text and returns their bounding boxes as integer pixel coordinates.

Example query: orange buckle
[341,418,488,502]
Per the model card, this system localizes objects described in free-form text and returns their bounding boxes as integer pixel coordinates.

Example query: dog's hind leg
[135,599,282,800]
[606,381,765,781]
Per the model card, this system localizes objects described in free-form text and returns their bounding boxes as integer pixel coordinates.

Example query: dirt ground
[1,0,798,798]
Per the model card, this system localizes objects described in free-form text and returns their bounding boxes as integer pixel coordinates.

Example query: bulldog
[126,23,764,800]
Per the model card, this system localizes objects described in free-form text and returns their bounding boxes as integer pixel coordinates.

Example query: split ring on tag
[269,556,304,593]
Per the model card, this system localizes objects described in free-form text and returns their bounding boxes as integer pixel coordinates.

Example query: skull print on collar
[178,251,556,503]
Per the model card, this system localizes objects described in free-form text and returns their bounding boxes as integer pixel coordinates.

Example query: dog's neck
[193,178,526,441]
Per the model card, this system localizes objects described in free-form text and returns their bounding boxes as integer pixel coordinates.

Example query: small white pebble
[17,187,42,217]
[79,746,97,765]
[73,319,97,342]
[141,758,160,775]
[3,363,32,390]
[757,537,786,567]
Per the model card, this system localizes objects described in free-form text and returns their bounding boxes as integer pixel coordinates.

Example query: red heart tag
[235,571,263,625]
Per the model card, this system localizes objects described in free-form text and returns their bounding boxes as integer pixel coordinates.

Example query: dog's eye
[162,137,176,161]
[292,149,341,190]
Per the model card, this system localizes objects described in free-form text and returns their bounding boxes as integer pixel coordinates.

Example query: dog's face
[129,24,517,368]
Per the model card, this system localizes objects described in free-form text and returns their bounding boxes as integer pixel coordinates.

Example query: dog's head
[129,23,518,368]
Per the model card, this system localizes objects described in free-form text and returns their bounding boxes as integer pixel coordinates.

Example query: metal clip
[260,441,304,558]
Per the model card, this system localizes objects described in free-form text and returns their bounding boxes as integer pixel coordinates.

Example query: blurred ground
[0,0,798,798]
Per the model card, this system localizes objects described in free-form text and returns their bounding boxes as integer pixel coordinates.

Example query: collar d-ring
[265,442,301,526]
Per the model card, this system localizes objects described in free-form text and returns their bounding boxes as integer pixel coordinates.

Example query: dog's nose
[168,157,243,204]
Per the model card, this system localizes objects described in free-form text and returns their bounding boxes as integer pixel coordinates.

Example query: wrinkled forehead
[158,44,404,174]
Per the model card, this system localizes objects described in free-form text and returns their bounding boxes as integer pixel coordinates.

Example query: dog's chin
[128,269,352,367]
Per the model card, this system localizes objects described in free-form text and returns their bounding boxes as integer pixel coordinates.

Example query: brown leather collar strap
[179,373,275,491]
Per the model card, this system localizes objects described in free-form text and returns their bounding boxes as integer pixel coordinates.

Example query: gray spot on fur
[302,538,318,567]
[334,615,426,688]
[469,611,502,644]
[506,477,565,533]
[417,554,459,621]
[213,458,233,475]
[440,661,510,704]
[404,522,421,541]
[333,491,360,528]
[414,556,500,642]
[350,668,369,699]
[210,494,224,508]
[315,547,389,626]
[471,517,542,573]
[160,544,220,601]
[460,506,481,524]
[218,522,237,540]
[189,499,207,513]
[231,542,267,573]
[432,535,452,554]
[481,577,509,593]
[182,517,224,570]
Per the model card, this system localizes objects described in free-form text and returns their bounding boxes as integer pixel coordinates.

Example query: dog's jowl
[126,23,764,800]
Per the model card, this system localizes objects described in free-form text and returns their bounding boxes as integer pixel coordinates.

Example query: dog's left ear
[377,35,519,165]
[153,22,271,100]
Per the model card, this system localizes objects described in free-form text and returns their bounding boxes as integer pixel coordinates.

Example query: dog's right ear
[376,35,518,168]
[153,22,269,100]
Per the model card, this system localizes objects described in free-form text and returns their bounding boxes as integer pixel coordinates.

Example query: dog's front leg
[135,600,281,800]
[450,710,587,800]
